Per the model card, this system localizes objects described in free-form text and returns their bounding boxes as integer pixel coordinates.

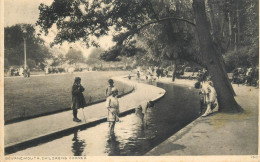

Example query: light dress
[106,96,119,122]
[201,82,218,116]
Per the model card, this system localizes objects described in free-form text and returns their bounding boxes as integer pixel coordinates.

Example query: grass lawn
[4,71,132,123]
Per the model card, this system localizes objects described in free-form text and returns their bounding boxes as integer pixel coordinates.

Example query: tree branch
[118,17,196,45]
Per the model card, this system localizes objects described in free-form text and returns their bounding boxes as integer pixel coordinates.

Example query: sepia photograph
[1,0,259,161]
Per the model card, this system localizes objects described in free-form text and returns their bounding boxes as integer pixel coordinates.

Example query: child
[135,101,154,129]
[71,77,87,122]
[105,79,114,98]
[106,88,120,136]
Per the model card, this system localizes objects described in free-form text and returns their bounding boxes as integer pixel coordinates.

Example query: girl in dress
[106,88,120,136]
[71,77,87,122]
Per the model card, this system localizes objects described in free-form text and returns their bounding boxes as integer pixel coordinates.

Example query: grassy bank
[4,71,132,123]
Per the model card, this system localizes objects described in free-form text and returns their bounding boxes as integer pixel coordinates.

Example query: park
[2,0,259,160]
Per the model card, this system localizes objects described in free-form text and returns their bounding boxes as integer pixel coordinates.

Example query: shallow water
[9,82,200,156]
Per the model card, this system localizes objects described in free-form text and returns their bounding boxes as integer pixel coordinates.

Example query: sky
[4,0,53,27]
[4,0,114,58]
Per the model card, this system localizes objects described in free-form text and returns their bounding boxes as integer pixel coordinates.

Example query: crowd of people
[9,66,30,77]
[232,67,259,87]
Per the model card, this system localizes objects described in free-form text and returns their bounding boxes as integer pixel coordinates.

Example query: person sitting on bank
[106,88,120,136]
[135,101,154,129]
[71,77,87,122]
[201,81,218,117]
[105,79,114,98]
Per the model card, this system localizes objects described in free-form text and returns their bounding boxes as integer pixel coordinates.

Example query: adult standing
[71,77,87,122]
[27,68,30,77]
[106,88,120,136]
[19,66,24,76]
[156,68,160,79]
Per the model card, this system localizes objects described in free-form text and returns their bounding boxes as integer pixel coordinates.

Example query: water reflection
[106,134,121,156]
[71,130,86,156]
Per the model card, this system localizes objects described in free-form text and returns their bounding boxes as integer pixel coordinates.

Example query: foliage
[37,0,198,61]
[51,53,66,67]
[86,48,104,65]
[65,48,85,65]
[27,59,37,69]
[224,46,259,72]
[205,0,259,69]
[4,24,52,67]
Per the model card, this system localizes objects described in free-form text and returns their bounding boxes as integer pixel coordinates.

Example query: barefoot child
[106,88,120,136]
[135,101,154,129]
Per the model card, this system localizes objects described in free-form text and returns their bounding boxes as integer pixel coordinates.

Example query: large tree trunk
[192,0,240,112]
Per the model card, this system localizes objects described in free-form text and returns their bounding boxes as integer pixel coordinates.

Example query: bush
[223,47,253,72]
[27,59,36,69]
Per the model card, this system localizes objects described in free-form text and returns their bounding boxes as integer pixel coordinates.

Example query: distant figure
[27,68,30,77]
[71,77,87,122]
[19,67,24,76]
[202,68,208,82]
[128,74,131,80]
[245,68,253,86]
[135,101,154,129]
[106,88,120,136]
[10,66,14,76]
[105,79,114,98]
[137,71,140,80]
[148,74,153,84]
[45,67,49,74]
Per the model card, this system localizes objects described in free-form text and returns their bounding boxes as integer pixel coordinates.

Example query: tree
[86,48,104,67]
[192,0,239,111]
[4,24,51,68]
[37,0,248,112]
[66,48,85,65]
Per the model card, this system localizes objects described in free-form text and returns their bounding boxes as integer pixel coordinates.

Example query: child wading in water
[106,88,120,136]
[71,77,87,122]
[135,101,154,129]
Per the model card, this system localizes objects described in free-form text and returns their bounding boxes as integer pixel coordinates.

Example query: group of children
[71,77,154,137]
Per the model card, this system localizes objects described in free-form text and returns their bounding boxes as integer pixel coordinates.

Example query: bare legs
[109,121,116,136]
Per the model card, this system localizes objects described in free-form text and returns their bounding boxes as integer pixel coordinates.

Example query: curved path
[5,75,165,153]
